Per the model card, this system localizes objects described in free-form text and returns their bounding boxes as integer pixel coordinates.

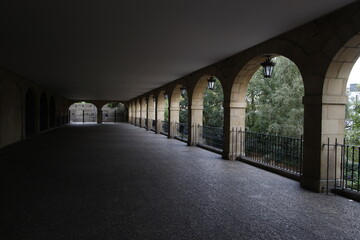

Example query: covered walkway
[1,123,359,240]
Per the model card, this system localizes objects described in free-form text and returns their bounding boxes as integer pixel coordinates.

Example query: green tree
[345,96,360,145]
[246,56,304,137]
[203,79,224,127]
[107,102,120,108]
[179,93,188,123]
[164,99,169,121]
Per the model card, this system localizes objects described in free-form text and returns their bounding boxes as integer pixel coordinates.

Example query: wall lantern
[207,76,217,90]
[180,86,187,97]
[261,56,276,78]
[163,92,168,99]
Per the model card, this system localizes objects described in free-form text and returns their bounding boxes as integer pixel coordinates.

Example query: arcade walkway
[1,123,359,240]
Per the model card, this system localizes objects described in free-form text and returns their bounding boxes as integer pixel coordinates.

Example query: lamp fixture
[180,86,187,97]
[261,56,276,78]
[207,76,217,90]
[163,92,168,99]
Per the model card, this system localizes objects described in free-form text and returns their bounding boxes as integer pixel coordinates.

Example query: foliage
[345,96,360,145]
[107,102,120,108]
[178,80,224,127]
[179,93,188,123]
[203,79,224,127]
[246,56,304,138]
[164,99,169,121]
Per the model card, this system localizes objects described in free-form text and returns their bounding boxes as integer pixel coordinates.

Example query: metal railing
[135,117,140,126]
[151,120,156,132]
[175,123,188,142]
[324,139,360,193]
[161,121,169,135]
[199,125,223,150]
[234,130,303,175]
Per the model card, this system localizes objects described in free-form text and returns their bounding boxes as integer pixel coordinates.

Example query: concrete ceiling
[0,0,356,101]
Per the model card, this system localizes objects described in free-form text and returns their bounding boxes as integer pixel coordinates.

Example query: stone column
[222,101,247,160]
[97,110,102,124]
[188,104,203,146]
[301,95,346,192]
[169,106,180,138]
[148,97,155,130]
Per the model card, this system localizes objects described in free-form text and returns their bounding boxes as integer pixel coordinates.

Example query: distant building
[349,83,360,92]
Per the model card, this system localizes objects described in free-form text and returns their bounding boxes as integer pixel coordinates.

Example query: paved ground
[1,123,360,240]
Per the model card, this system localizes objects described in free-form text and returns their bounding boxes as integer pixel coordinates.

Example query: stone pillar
[156,99,164,134]
[300,95,346,192]
[188,105,203,146]
[97,110,102,124]
[140,100,145,128]
[169,106,179,138]
[222,101,247,160]
[148,97,155,130]
[128,104,132,124]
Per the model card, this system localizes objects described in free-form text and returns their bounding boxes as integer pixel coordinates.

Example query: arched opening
[0,76,22,147]
[49,96,56,128]
[39,92,49,131]
[191,75,224,150]
[101,102,126,123]
[244,56,304,173]
[69,102,97,123]
[229,55,304,174]
[321,33,360,192]
[25,89,36,137]
[170,84,188,141]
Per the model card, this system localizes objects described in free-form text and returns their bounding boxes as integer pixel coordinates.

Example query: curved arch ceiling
[0,0,356,100]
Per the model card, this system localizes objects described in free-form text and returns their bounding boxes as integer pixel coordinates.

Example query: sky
[347,59,360,87]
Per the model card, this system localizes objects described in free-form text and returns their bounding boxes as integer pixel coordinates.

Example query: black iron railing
[324,139,360,193]
[199,126,223,150]
[175,123,188,142]
[161,121,169,135]
[151,120,156,132]
[235,130,303,175]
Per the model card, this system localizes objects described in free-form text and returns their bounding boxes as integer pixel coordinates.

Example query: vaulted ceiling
[0,0,356,100]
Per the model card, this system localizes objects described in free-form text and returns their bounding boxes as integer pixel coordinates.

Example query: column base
[300,177,338,193]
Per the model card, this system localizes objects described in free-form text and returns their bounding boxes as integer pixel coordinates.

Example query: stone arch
[169,83,189,139]
[49,96,56,128]
[303,33,360,192]
[190,74,224,146]
[322,33,360,140]
[101,102,125,123]
[0,74,23,147]
[25,88,37,137]
[39,92,49,131]
[69,102,98,123]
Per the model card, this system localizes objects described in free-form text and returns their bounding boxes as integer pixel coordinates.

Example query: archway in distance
[69,102,97,123]
[101,102,126,123]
